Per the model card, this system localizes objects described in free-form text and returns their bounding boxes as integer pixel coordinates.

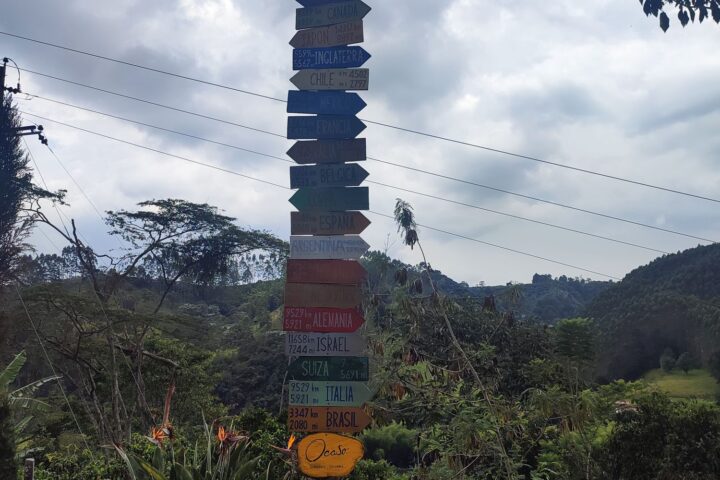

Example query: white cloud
[3,0,719,285]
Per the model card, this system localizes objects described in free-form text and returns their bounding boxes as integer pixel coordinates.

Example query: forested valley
[3,97,720,480]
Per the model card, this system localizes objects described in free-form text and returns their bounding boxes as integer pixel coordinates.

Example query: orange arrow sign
[297,433,364,479]
[289,406,372,433]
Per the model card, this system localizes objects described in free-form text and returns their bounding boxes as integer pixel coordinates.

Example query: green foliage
[554,318,594,363]
[348,459,409,480]
[34,445,126,480]
[0,392,16,479]
[638,0,720,31]
[0,95,62,286]
[676,352,693,373]
[643,369,720,400]
[660,348,676,373]
[709,350,720,383]
[361,422,418,467]
[596,393,720,478]
[587,243,720,380]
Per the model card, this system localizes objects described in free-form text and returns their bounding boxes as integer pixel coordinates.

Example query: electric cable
[19,91,716,244]
[3,32,718,202]
[19,110,622,279]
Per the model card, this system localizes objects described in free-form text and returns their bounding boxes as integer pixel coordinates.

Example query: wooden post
[24,458,35,480]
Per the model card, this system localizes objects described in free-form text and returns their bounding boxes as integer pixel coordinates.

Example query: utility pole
[2,57,48,145]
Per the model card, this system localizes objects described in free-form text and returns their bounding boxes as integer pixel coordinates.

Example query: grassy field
[643,368,720,401]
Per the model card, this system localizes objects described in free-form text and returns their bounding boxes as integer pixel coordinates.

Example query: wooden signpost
[293,46,371,70]
[286,332,367,358]
[287,139,366,164]
[287,91,367,115]
[289,381,373,407]
[296,433,365,478]
[286,3,372,477]
[289,187,369,211]
[290,235,370,260]
[287,259,366,285]
[290,20,364,48]
[296,1,372,30]
[284,307,365,333]
[285,283,362,308]
[290,163,369,189]
[290,68,369,91]
[288,356,369,382]
[290,211,370,236]
[287,115,366,140]
[289,406,372,433]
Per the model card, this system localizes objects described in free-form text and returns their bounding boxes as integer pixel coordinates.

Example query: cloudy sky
[2,0,719,285]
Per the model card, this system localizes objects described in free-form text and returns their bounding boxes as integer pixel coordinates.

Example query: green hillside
[643,368,720,401]
[585,243,720,380]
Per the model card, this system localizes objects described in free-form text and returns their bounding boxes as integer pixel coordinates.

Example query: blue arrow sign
[288,91,367,116]
[288,115,366,140]
[293,46,371,70]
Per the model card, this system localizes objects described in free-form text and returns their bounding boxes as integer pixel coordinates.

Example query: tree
[19,198,288,443]
[638,0,720,32]
[0,94,61,286]
[675,352,692,374]
[660,348,676,373]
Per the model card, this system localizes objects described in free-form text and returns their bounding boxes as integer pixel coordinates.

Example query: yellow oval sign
[297,433,364,478]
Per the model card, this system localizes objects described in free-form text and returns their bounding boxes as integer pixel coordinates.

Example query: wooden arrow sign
[296,0,340,6]
[284,307,365,333]
[296,1,371,30]
[290,68,369,91]
[287,115,366,140]
[290,163,368,189]
[288,356,369,382]
[287,91,366,116]
[285,283,362,308]
[290,20,364,48]
[296,433,365,478]
[290,235,370,260]
[287,139,366,164]
[287,259,367,285]
[289,381,373,407]
[289,406,372,433]
[291,211,370,236]
[286,332,367,357]
[289,186,369,211]
[293,46,371,70]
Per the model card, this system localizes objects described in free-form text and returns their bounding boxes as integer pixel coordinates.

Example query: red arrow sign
[284,307,365,333]
[288,260,367,285]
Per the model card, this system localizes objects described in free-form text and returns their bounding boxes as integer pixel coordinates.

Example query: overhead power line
[19,110,620,279]
[22,94,674,254]
[2,31,718,203]
[20,89,715,244]
[368,212,621,280]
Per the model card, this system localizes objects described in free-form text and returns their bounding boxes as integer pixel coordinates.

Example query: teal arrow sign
[289,381,373,407]
[288,356,369,382]
[289,186,368,211]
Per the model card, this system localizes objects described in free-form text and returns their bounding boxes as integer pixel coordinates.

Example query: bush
[676,352,692,374]
[361,422,418,468]
[660,349,676,373]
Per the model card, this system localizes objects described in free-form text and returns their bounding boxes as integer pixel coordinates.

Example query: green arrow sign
[289,187,369,211]
[289,381,373,407]
[288,356,369,382]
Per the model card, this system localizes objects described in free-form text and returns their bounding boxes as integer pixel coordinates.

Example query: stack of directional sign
[285,1,373,478]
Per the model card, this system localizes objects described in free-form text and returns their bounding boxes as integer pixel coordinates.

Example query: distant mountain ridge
[361,251,611,323]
